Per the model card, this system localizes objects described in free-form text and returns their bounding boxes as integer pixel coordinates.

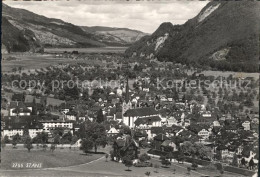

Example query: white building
[40,120,73,131]
[107,127,119,136]
[242,121,250,130]
[28,129,45,138]
[9,102,32,116]
[213,120,220,127]
[65,111,77,121]
[3,129,23,139]
[3,128,44,139]
[123,107,160,128]
[198,129,210,140]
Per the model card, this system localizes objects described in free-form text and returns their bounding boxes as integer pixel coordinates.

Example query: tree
[191,162,198,170]
[71,135,78,150]
[80,138,94,154]
[139,153,150,162]
[3,135,10,143]
[166,152,174,162]
[159,156,166,161]
[12,133,21,148]
[110,150,115,161]
[177,152,185,164]
[187,166,191,175]
[50,144,56,153]
[244,98,254,107]
[63,86,80,100]
[1,138,6,149]
[53,127,64,137]
[82,89,89,101]
[42,142,48,151]
[24,136,33,152]
[145,171,150,177]
[124,158,133,171]
[33,132,48,144]
[194,143,213,160]
[172,136,184,148]
[85,122,107,153]
[12,140,17,148]
[96,109,105,123]
[161,159,171,168]
[231,153,238,167]
[61,131,73,144]
[120,125,131,135]
[105,154,109,162]
[71,135,78,144]
[154,163,159,173]
[53,135,61,146]
[241,145,252,157]
[180,141,195,156]
[215,150,222,161]
[220,170,224,177]
[249,158,254,170]
[241,158,246,166]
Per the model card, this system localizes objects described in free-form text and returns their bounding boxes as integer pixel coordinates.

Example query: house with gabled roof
[65,110,77,121]
[198,128,210,141]
[107,127,120,136]
[153,133,169,150]
[242,120,251,131]
[9,101,32,116]
[161,140,178,152]
[112,135,139,161]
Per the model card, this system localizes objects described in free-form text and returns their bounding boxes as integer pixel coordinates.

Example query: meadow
[2,53,102,73]
[44,47,127,53]
[1,146,103,170]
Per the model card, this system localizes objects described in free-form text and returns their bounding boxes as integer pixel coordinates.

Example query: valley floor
[0,146,244,177]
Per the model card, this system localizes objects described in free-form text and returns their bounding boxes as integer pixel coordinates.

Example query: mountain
[125,1,260,72]
[2,4,147,53]
[2,3,107,53]
[80,26,148,46]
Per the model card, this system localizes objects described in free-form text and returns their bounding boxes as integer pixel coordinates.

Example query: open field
[155,158,244,177]
[1,53,102,73]
[1,147,103,170]
[0,150,242,177]
[200,70,259,79]
[187,70,259,79]
[0,146,253,177]
[44,47,127,53]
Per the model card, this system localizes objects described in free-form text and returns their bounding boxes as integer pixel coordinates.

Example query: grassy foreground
[1,147,103,170]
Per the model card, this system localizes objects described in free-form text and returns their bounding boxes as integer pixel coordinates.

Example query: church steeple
[125,77,130,103]
[122,77,132,119]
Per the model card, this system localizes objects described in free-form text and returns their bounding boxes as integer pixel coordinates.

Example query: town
[1,51,259,176]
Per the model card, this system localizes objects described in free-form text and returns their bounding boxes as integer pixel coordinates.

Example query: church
[121,78,161,128]
[123,107,161,128]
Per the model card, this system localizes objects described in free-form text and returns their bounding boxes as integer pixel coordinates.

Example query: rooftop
[124,107,158,117]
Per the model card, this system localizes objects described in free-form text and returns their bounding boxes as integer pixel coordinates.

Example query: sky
[4,0,208,33]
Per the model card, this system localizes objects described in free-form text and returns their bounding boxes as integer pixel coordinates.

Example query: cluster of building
[1,74,259,167]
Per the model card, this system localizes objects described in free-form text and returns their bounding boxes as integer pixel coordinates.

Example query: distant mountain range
[125,1,260,72]
[1,3,147,53]
[80,26,148,46]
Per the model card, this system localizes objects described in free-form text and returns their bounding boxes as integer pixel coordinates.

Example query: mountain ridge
[1,3,147,52]
[125,1,260,72]
[80,26,148,46]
